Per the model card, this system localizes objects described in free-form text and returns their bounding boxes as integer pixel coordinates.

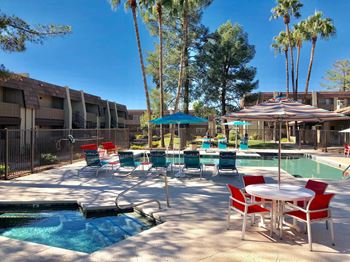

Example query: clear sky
[1,0,349,109]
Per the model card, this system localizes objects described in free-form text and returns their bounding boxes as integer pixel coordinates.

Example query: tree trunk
[221,87,229,139]
[305,38,317,102]
[295,44,301,97]
[173,0,188,113]
[171,0,188,149]
[131,6,152,148]
[284,49,289,98]
[157,3,165,148]
[183,46,189,114]
[286,23,295,98]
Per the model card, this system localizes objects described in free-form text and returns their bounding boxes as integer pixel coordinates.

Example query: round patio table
[245,184,315,238]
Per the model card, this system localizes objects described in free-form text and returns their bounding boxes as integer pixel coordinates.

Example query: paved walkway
[0,161,349,262]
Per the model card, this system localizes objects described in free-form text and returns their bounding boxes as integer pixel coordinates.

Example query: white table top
[245,184,315,201]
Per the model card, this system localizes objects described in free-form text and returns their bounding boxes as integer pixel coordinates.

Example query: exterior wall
[0,76,128,130]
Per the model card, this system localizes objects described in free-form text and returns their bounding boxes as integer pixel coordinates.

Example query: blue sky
[1,0,349,109]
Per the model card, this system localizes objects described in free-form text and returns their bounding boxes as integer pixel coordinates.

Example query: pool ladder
[342,165,350,180]
[115,174,162,212]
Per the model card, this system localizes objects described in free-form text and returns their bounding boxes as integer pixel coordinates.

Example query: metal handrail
[115,173,162,211]
[342,165,350,179]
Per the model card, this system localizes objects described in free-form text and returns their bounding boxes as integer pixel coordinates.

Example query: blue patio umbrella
[150,112,208,174]
[224,121,251,148]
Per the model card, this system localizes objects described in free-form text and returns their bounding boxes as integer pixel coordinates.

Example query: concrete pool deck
[0,161,349,261]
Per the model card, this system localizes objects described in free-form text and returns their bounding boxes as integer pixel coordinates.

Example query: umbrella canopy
[227,99,350,187]
[150,112,208,125]
[339,128,350,133]
[227,100,349,122]
[224,121,251,126]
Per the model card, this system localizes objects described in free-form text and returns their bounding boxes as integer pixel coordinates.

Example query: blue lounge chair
[117,151,141,174]
[201,138,211,150]
[217,151,238,175]
[240,142,249,150]
[149,150,172,173]
[182,150,203,179]
[78,150,109,176]
[218,138,228,150]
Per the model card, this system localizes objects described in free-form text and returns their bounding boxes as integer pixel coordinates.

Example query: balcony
[36,107,64,120]
[0,102,20,117]
[86,112,97,122]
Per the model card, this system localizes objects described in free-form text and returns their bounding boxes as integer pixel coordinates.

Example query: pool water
[160,156,343,180]
[0,209,156,253]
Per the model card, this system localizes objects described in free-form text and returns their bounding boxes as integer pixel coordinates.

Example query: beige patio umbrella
[227,99,350,187]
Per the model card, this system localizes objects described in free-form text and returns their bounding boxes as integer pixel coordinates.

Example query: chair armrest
[285,202,307,212]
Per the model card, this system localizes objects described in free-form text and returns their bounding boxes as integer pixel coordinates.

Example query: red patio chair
[344,144,350,157]
[101,141,118,154]
[242,175,270,203]
[80,144,98,151]
[284,193,335,251]
[294,180,329,207]
[226,184,270,240]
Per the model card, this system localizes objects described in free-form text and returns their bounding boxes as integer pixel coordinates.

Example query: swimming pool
[152,155,343,180]
[0,207,156,253]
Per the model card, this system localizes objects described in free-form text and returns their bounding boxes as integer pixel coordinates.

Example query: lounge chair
[182,150,203,179]
[78,150,109,176]
[101,141,118,154]
[239,142,248,150]
[116,151,142,174]
[201,138,211,150]
[217,151,238,175]
[218,138,228,150]
[149,150,172,173]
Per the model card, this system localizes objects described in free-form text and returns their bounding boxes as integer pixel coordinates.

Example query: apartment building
[127,109,216,138]
[0,76,128,130]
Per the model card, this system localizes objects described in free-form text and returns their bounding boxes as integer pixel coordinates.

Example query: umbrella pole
[178,123,181,169]
[278,121,282,189]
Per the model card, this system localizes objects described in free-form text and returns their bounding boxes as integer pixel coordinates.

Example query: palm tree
[293,21,306,97]
[109,0,153,148]
[272,31,292,97]
[271,0,303,100]
[304,11,336,100]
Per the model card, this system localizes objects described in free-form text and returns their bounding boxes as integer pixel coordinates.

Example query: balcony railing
[0,102,20,117]
[36,107,64,120]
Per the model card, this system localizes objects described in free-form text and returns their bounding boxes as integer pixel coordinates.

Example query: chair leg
[329,218,335,246]
[242,213,247,240]
[307,221,312,251]
[227,204,231,230]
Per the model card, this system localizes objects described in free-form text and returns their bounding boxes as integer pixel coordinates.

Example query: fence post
[4,128,9,180]
[30,128,35,173]
[96,129,99,146]
[70,129,73,164]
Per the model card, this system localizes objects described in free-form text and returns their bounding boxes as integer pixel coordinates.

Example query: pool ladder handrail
[342,165,350,180]
[115,173,162,211]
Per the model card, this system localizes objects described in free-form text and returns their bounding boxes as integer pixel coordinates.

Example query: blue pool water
[158,156,343,180]
[0,209,156,253]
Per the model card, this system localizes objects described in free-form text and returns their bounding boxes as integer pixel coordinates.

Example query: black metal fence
[0,128,129,179]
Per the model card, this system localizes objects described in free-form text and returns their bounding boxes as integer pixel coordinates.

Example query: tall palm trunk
[131,5,152,148]
[305,37,317,101]
[285,22,295,99]
[170,0,189,148]
[284,49,289,97]
[157,2,165,148]
[295,43,301,95]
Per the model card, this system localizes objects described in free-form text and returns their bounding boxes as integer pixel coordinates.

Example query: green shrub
[152,141,160,147]
[40,153,58,165]
[216,133,225,139]
[0,164,9,174]
[281,138,289,142]
[135,134,144,140]
[130,145,146,150]
[229,130,240,141]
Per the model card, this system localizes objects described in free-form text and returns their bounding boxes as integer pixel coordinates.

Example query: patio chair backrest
[226,184,246,210]
[150,151,166,167]
[184,151,200,168]
[305,180,328,195]
[307,193,334,212]
[118,151,135,167]
[84,150,101,167]
[202,139,211,149]
[102,141,116,150]
[243,175,265,187]
[80,144,98,151]
[219,151,236,169]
